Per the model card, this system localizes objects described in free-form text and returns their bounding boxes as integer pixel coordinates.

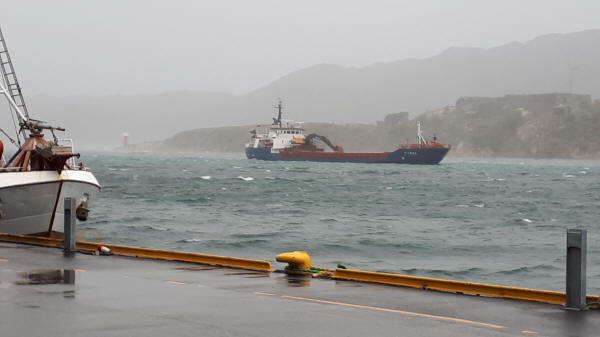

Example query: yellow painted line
[521,331,539,335]
[167,281,186,285]
[0,233,272,272]
[281,295,507,330]
[254,291,277,296]
[333,268,600,305]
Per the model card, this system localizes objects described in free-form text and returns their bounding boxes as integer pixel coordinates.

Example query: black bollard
[565,229,587,310]
[63,197,76,256]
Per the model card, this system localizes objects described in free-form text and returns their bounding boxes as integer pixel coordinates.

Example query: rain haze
[2,0,599,95]
[5,3,600,334]
[1,0,600,151]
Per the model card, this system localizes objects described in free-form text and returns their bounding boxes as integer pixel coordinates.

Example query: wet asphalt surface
[1,242,599,337]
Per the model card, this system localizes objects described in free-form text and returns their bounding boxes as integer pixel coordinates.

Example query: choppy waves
[82,153,600,292]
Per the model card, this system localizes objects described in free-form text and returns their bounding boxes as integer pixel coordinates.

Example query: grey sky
[1,0,599,96]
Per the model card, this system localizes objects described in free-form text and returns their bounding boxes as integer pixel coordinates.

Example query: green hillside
[134,93,600,159]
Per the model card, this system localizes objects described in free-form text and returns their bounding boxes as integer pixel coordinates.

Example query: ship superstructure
[245,99,307,160]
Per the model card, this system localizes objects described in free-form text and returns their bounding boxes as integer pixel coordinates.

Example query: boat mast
[0,78,28,127]
[0,27,30,140]
[0,27,66,142]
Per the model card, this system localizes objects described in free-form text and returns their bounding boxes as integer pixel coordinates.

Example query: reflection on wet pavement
[284,275,311,287]
[15,269,76,285]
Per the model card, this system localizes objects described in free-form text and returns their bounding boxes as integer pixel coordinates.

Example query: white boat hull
[0,170,100,235]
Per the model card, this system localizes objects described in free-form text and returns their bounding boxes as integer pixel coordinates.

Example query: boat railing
[397,142,450,150]
[0,167,21,172]
[57,138,78,169]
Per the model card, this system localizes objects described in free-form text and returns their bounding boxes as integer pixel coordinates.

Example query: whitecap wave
[145,225,168,231]
[178,238,202,243]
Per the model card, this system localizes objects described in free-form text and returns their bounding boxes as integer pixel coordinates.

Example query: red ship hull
[280,149,390,162]
[274,144,450,164]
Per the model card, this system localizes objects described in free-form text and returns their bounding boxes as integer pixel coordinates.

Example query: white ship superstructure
[245,99,306,159]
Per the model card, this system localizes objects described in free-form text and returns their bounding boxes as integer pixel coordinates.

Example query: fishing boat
[0,27,100,236]
[245,100,450,164]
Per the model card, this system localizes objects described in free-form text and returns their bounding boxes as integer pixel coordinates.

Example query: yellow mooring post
[276,251,312,270]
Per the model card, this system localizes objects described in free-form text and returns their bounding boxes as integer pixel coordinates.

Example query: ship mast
[0,77,28,128]
[273,98,283,127]
[417,121,428,146]
[0,27,30,141]
[0,27,65,142]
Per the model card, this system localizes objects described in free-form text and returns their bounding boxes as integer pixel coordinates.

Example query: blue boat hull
[245,147,281,161]
[383,148,450,164]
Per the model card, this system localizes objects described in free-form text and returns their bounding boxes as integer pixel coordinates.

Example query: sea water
[82,153,600,293]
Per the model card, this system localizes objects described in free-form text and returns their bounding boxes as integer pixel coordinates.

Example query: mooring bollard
[63,197,76,256]
[565,229,587,310]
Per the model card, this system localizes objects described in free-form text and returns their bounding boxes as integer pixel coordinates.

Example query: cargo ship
[245,100,450,164]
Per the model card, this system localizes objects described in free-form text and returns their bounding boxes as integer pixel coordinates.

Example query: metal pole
[565,229,587,310]
[0,79,28,123]
[63,197,76,256]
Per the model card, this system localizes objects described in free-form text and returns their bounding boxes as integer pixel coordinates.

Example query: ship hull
[381,147,451,164]
[0,170,100,235]
[245,147,281,161]
[246,147,449,164]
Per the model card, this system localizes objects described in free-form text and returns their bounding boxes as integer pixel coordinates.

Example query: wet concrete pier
[1,242,599,337]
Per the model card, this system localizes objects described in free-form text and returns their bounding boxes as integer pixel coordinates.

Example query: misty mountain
[246,29,600,122]
[13,29,600,149]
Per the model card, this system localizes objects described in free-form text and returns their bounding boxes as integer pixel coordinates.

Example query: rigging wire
[7,102,21,146]
[1,83,22,146]
[0,62,22,146]
[0,126,18,145]
[0,28,23,146]
[0,58,21,147]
